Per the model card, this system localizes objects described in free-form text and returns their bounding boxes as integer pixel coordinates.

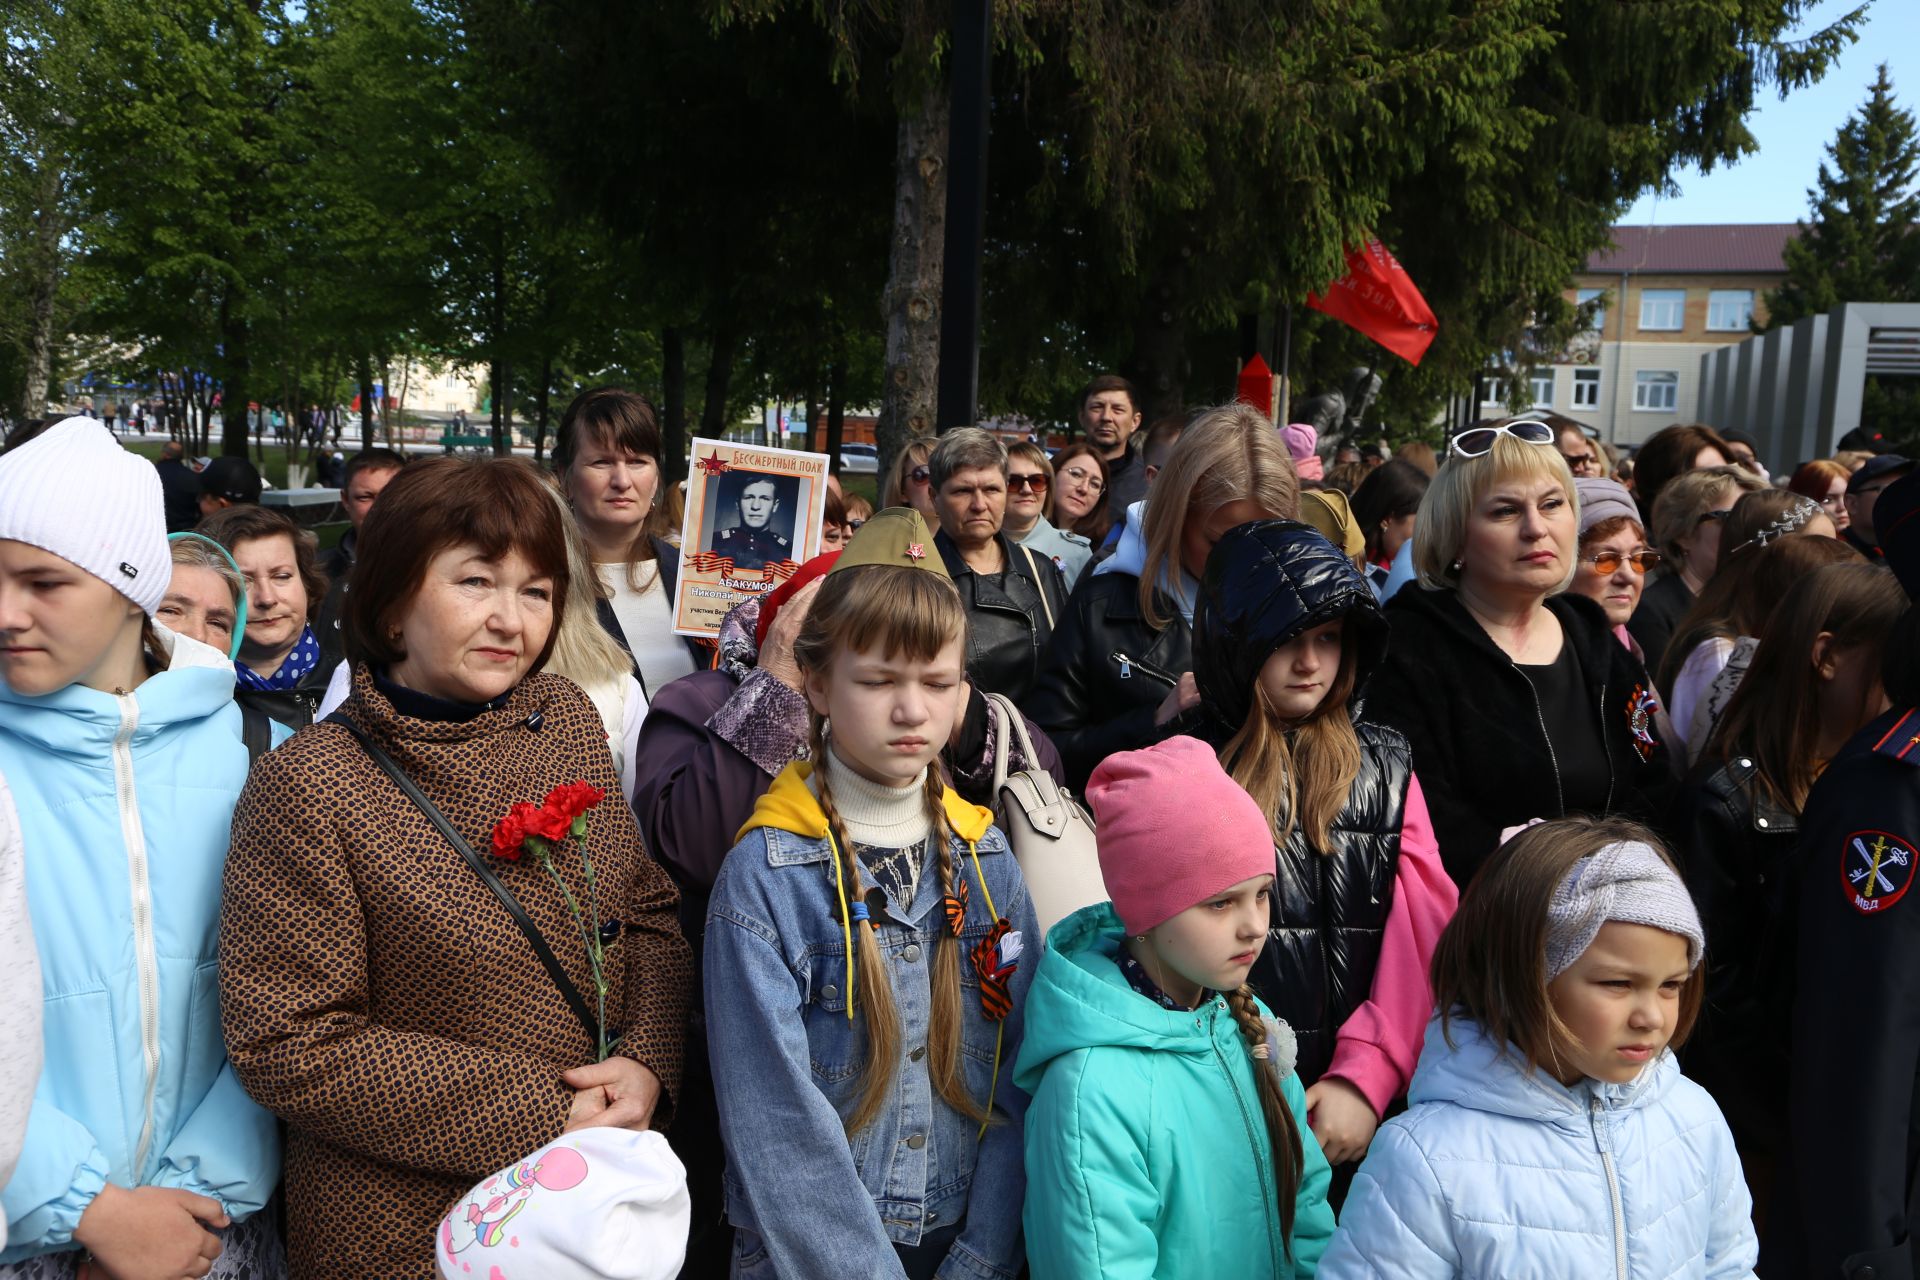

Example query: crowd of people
[0,378,1918,1280]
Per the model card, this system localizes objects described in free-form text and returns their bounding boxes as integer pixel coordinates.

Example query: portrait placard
[671,438,830,638]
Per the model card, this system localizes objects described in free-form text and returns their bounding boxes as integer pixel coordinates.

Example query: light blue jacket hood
[1091,499,1198,623]
[0,626,280,1261]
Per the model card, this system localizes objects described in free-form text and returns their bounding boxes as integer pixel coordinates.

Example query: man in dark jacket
[153,440,202,533]
[315,448,404,668]
[1081,373,1150,513]
[1842,453,1913,561]
[1770,470,1920,1279]
[927,428,1067,705]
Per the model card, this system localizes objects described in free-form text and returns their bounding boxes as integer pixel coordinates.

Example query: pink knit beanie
[1086,736,1277,934]
[1281,423,1323,481]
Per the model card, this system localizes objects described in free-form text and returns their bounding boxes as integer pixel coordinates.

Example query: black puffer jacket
[1026,573,1193,790]
[934,528,1068,704]
[1670,750,1800,1156]
[1187,520,1409,1086]
[1368,585,1674,887]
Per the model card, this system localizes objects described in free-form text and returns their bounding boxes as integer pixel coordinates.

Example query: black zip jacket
[934,528,1068,706]
[1025,570,1193,791]
[1367,585,1674,887]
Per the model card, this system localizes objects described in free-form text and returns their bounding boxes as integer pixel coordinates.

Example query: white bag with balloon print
[435,1128,690,1280]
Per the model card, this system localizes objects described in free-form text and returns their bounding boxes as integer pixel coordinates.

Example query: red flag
[1235,353,1275,417]
[1306,239,1438,366]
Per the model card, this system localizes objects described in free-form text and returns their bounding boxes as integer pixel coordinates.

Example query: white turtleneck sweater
[811,749,936,908]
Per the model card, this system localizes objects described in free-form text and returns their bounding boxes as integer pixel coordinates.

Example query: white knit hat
[0,417,170,614]
[435,1128,690,1280]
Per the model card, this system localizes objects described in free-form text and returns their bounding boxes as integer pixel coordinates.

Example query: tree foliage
[1765,63,1920,329]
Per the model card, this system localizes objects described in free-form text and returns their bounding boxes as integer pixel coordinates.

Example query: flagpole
[1278,303,1293,422]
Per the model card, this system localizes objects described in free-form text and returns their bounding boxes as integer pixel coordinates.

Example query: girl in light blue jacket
[0,419,279,1278]
[1321,816,1756,1280]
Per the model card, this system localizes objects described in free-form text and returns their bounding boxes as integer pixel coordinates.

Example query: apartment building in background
[1497,224,1796,447]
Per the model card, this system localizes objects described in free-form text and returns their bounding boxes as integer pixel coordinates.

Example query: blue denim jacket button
[905,1133,926,1149]
[909,1046,926,1061]
[822,985,839,1000]
[903,943,922,963]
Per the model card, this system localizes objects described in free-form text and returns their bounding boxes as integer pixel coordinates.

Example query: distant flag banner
[1306,239,1438,366]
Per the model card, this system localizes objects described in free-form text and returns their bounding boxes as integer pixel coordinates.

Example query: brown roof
[1585,224,1796,275]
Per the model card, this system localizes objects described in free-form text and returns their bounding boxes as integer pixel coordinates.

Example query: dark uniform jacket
[713,522,791,570]
[1766,706,1920,1280]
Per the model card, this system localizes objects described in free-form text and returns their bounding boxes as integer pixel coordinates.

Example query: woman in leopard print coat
[218,458,692,1279]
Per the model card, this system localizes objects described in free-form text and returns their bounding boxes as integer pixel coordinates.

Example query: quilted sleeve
[1316,1122,1460,1279]
[1021,1049,1161,1280]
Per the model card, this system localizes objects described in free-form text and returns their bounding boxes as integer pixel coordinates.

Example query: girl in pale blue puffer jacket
[1321,817,1757,1280]
[0,419,280,1277]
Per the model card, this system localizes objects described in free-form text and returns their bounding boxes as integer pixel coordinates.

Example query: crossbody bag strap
[1018,542,1058,632]
[323,713,600,1044]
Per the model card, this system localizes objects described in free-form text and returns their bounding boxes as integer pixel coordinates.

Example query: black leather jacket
[1671,751,1799,1153]
[1026,571,1192,790]
[934,529,1067,706]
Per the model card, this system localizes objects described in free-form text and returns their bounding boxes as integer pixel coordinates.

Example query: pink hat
[1086,737,1276,934]
[1281,423,1323,481]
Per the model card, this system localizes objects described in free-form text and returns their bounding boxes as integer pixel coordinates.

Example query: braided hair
[1226,986,1305,1247]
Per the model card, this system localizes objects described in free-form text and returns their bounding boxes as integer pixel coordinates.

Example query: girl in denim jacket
[704,510,1037,1280]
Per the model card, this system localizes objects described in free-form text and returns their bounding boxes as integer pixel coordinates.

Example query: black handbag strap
[324,712,600,1044]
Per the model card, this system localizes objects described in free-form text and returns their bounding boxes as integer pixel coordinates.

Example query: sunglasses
[909,466,931,486]
[1695,508,1733,528]
[1584,550,1663,575]
[1448,419,1556,459]
[1008,473,1051,494]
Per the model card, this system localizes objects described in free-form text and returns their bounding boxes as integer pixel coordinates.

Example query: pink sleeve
[1322,772,1458,1117]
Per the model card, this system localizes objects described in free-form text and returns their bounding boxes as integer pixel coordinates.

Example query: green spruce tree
[1766,64,1920,328]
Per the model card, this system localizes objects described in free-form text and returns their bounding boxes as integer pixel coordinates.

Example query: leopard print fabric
[219,665,692,1279]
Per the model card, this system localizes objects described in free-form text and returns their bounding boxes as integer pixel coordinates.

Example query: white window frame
[1480,378,1507,406]
[1528,370,1554,407]
[1638,290,1686,332]
[1706,289,1754,331]
[1633,370,1679,412]
[1577,287,1608,334]
[1572,368,1601,409]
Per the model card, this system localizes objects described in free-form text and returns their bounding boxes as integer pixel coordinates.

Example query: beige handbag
[984,693,1108,939]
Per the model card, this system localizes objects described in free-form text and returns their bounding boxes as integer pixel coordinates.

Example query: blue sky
[1622,0,1918,226]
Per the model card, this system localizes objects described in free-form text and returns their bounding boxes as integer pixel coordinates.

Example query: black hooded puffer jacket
[1189,519,1412,1087]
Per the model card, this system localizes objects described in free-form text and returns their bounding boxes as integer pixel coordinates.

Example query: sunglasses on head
[1447,419,1557,459]
[1007,473,1051,493]
[1584,550,1663,575]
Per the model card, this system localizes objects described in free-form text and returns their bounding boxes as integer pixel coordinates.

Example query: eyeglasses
[1059,464,1105,493]
[1447,419,1557,458]
[909,466,931,486]
[1695,508,1733,528]
[1007,472,1051,494]
[1584,550,1663,575]
[1562,450,1600,475]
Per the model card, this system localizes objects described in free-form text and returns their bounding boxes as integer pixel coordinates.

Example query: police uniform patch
[1843,829,1919,915]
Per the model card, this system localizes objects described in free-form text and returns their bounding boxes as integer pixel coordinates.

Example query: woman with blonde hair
[1028,402,1300,787]
[881,435,939,526]
[1366,419,1675,884]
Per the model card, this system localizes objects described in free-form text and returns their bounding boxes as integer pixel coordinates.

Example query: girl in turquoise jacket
[0,419,280,1277]
[1014,737,1334,1279]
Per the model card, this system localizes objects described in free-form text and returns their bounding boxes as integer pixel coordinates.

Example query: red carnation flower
[490,805,532,861]
[524,802,573,845]
[544,781,606,822]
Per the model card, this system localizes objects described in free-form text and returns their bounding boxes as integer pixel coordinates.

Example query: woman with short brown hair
[220,455,692,1279]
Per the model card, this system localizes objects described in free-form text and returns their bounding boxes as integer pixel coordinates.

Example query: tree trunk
[875,71,950,483]
[825,360,848,477]
[1127,237,1194,423]
[700,310,739,443]
[357,354,375,452]
[662,326,687,482]
[533,354,553,465]
[218,290,252,457]
[16,160,65,427]
[489,225,511,456]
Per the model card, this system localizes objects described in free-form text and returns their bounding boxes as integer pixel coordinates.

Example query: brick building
[1504,224,1796,447]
